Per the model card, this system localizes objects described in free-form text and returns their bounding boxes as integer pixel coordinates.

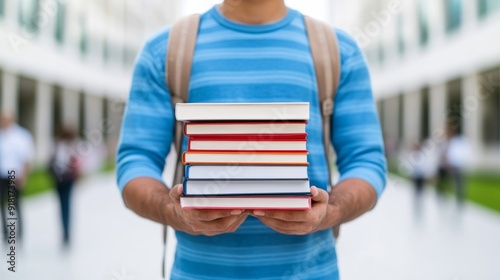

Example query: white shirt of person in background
[446,135,471,170]
[0,121,34,180]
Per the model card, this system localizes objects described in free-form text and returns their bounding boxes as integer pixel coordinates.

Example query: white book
[184,121,307,135]
[175,102,310,121]
[189,139,306,151]
[184,179,310,196]
[186,165,309,180]
[182,151,308,165]
[180,196,311,210]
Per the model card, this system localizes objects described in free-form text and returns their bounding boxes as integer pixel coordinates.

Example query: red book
[184,121,308,136]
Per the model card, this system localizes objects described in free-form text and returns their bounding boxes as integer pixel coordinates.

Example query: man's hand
[252,179,377,236]
[166,184,249,236]
[251,186,338,235]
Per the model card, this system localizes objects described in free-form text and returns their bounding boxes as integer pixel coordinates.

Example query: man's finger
[257,217,311,235]
[190,209,241,221]
[252,209,309,222]
[169,184,183,202]
[310,186,329,203]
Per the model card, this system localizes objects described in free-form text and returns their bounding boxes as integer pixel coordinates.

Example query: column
[61,88,80,130]
[382,96,400,140]
[1,71,19,118]
[429,84,447,142]
[462,0,478,31]
[4,0,20,29]
[34,81,54,165]
[403,90,422,147]
[461,74,481,167]
[83,93,104,145]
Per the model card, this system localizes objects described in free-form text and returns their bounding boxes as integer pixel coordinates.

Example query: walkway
[0,174,499,279]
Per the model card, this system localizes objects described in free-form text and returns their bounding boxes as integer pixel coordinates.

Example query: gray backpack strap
[163,14,201,279]
[304,16,341,238]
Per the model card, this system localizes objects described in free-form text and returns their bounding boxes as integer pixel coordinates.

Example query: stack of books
[175,102,311,210]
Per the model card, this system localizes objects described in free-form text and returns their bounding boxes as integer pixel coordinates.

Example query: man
[117,1,387,279]
[0,112,34,242]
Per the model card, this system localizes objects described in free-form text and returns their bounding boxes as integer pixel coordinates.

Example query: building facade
[330,0,500,171]
[0,0,179,167]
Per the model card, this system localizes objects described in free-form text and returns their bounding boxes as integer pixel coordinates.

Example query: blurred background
[0,0,499,279]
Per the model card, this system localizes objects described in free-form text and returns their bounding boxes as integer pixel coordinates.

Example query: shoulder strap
[163,14,201,279]
[305,17,341,240]
[166,14,201,185]
[304,16,341,188]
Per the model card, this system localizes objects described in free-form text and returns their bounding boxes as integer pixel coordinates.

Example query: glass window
[19,0,40,33]
[420,88,430,140]
[103,40,110,63]
[377,44,385,66]
[79,16,88,55]
[418,0,430,45]
[481,68,500,146]
[54,2,65,43]
[0,0,5,18]
[446,79,463,134]
[445,0,463,32]
[397,15,405,55]
[478,0,500,18]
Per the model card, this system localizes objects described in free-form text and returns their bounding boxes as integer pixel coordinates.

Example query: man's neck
[219,0,288,25]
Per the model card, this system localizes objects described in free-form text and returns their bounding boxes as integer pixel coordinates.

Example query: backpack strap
[163,14,201,279]
[304,17,341,240]
[166,14,201,185]
[304,16,341,188]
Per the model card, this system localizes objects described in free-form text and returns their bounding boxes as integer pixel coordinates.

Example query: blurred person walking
[0,112,34,243]
[49,127,80,246]
[437,122,470,205]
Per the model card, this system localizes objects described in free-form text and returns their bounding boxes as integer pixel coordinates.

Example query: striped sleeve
[331,29,387,198]
[116,29,175,192]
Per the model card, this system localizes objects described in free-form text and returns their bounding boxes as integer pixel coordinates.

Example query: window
[397,15,405,55]
[446,79,463,134]
[79,16,89,55]
[478,0,500,18]
[79,93,85,138]
[54,2,65,43]
[377,44,385,66]
[103,40,110,63]
[398,94,404,143]
[102,98,109,141]
[418,0,430,45]
[420,88,430,140]
[19,0,40,33]
[124,47,138,66]
[0,0,5,18]
[481,68,500,146]
[445,0,463,32]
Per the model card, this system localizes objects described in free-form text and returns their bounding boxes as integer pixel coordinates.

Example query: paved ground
[0,174,499,280]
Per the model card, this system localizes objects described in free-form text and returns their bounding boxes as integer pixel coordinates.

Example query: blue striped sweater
[117,5,386,280]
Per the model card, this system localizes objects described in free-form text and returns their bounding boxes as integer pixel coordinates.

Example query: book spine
[182,177,188,194]
[184,165,190,178]
[188,134,307,140]
[182,152,187,165]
